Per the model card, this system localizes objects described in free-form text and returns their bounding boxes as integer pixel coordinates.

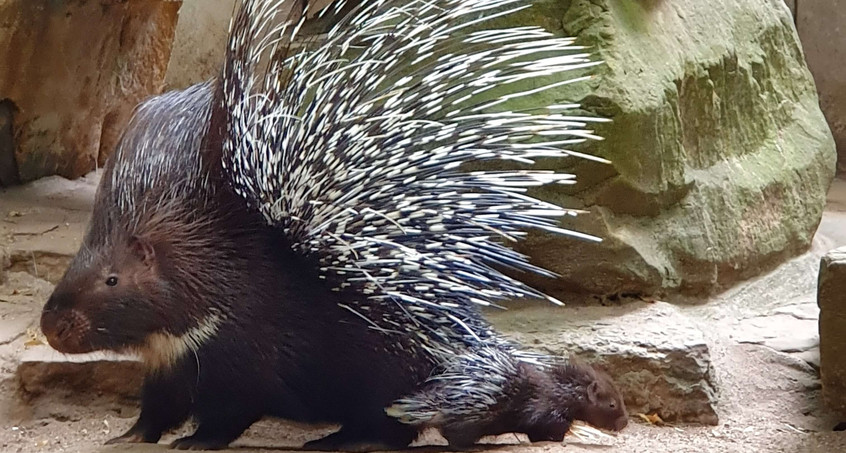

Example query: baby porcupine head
[550,360,628,432]
[41,83,224,361]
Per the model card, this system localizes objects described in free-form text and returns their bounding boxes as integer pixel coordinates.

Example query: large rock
[0,0,182,182]
[487,301,719,425]
[502,0,836,298]
[818,246,846,415]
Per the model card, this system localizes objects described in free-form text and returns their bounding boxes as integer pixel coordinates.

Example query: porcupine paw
[169,435,230,451]
[104,424,161,445]
[104,432,149,445]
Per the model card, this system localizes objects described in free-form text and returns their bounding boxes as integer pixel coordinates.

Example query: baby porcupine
[40,0,623,450]
[388,348,628,448]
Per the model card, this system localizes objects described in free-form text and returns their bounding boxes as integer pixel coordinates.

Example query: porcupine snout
[41,293,93,354]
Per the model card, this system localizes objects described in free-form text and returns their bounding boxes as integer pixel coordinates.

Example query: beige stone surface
[0,0,181,182]
[796,1,846,172]
[162,0,341,90]
[163,0,236,90]
[817,246,846,415]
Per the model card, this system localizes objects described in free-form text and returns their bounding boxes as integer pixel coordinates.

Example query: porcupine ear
[586,381,600,404]
[129,236,156,268]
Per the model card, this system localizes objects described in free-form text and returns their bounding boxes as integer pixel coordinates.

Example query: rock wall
[507,0,836,298]
[794,1,846,172]
[0,0,181,183]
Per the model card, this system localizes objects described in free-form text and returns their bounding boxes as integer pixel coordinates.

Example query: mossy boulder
[500,0,835,298]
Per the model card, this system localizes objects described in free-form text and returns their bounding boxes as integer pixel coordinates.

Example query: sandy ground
[2,176,846,453]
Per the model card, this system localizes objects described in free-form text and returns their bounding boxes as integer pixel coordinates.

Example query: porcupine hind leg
[105,372,192,445]
[304,415,419,452]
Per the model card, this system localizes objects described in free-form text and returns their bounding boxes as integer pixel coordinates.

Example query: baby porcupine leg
[106,373,191,444]
[525,422,570,443]
[440,424,486,450]
[304,415,418,452]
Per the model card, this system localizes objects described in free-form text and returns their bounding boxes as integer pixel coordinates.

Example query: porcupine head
[39,84,230,368]
[552,356,629,432]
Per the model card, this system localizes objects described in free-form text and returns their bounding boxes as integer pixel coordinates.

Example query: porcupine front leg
[169,416,260,451]
[106,372,192,445]
[169,394,263,450]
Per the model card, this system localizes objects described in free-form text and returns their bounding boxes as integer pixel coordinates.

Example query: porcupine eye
[105,276,118,287]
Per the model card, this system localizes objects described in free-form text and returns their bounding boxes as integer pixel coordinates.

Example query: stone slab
[17,346,143,402]
[732,301,819,360]
[817,246,846,415]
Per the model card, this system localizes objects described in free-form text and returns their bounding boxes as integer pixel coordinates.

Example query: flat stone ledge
[17,346,143,402]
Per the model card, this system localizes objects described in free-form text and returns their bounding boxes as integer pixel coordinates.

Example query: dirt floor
[2,175,846,453]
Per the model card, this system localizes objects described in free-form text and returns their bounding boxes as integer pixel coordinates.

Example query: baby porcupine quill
[39,0,625,450]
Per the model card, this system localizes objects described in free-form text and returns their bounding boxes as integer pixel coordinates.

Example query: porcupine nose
[40,293,91,354]
[614,414,629,431]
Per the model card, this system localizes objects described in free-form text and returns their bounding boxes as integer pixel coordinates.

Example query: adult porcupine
[42,80,439,451]
[218,0,624,436]
[40,0,618,450]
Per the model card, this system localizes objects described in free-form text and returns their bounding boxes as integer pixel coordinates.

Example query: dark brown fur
[39,82,625,452]
[438,361,628,448]
[40,84,433,451]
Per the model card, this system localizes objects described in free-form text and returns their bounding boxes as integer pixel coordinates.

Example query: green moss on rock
[488,0,836,297]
